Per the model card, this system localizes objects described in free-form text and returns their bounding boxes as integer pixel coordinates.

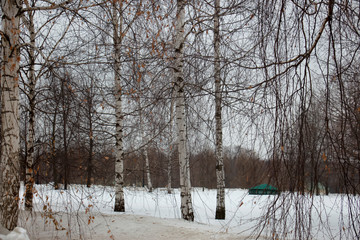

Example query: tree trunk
[87,83,94,188]
[113,1,125,212]
[138,82,152,192]
[167,96,175,194]
[214,0,226,220]
[25,9,36,211]
[141,125,152,192]
[51,110,59,189]
[167,153,172,193]
[139,117,153,192]
[143,142,152,192]
[174,0,194,221]
[61,77,69,190]
[0,0,22,231]
[87,127,93,188]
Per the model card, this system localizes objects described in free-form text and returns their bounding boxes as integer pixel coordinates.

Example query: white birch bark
[139,109,153,192]
[86,89,94,188]
[25,9,36,211]
[214,0,226,220]
[174,0,194,221]
[113,1,125,212]
[167,96,175,194]
[167,150,172,193]
[0,0,22,231]
[143,138,152,192]
[51,110,58,189]
[60,77,70,190]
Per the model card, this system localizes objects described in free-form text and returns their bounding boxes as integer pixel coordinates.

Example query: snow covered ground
[12,183,358,239]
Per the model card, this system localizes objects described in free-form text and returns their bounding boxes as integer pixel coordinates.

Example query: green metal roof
[249,184,278,191]
[248,184,279,195]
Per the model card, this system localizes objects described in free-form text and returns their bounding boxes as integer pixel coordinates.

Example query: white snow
[0,227,30,240]
[12,183,357,239]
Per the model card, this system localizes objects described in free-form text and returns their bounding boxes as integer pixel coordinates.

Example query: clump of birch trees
[0,0,359,238]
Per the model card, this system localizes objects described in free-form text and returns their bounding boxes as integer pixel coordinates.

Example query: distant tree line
[24,144,269,189]
[28,141,358,195]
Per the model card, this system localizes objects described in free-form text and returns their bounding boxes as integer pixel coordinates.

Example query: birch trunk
[143,139,152,192]
[87,113,93,188]
[25,9,36,211]
[139,113,152,192]
[0,0,22,231]
[214,0,226,220]
[60,77,69,190]
[86,78,94,188]
[113,1,125,212]
[167,152,172,193]
[174,0,194,221]
[167,96,175,194]
[138,81,152,192]
[51,108,59,189]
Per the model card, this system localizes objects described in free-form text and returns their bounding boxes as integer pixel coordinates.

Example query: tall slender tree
[59,73,72,190]
[82,75,96,188]
[174,0,194,221]
[167,95,175,194]
[109,0,144,212]
[0,0,22,231]
[23,2,36,210]
[139,107,153,192]
[214,0,226,220]
[112,0,125,212]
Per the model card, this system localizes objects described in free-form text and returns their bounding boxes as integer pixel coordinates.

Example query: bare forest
[0,0,359,239]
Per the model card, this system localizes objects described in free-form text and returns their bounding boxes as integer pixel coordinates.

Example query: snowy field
[13,183,358,239]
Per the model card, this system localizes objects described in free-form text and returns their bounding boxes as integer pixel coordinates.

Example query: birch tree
[0,0,22,231]
[59,73,72,190]
[214,0,225,220]
[167,95,175,194]
[23,2,36,210]
[111,0,125,212]
[111,0,145,212]
[132,44,153,191]
[174,0,194,221]
[136,77,151,191]
[1,0,76,223]
[80,74,97,188]
[139,106,153,192]
[19,0,79,208]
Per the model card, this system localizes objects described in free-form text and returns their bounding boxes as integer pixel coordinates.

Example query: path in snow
[20,211,256,240]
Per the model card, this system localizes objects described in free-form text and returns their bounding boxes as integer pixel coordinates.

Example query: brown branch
[22,0,73,12]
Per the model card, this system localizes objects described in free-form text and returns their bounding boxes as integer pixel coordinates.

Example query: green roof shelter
[249,184,279,195]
